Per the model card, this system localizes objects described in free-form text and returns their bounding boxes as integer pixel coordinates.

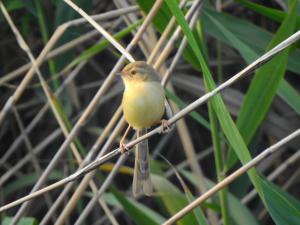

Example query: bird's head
[119,61,160,84]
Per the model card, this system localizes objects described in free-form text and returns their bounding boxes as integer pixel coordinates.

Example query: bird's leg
[160,119,171,133]
[159,100,174,133]
[119,125,132,154]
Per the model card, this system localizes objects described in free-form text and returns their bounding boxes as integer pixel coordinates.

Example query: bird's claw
[160,119,171,133]
[120,142,129,154]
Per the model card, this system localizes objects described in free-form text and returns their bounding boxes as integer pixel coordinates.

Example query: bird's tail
[132,128,153,197]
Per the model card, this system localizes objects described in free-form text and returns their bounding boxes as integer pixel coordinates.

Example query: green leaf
[2,0,24,11]
[111,188,165,225]
[135,0,172,33]
[54,0,90,26]
[90,172,165,225]
[184,191,209,225]
[260,178,300,225]
[50,91,86,156]
[237,0,300,28]
[34,0,59,89]
[203,5,300,123]
[3,172,63,196]
[101,193,121,207]
[53,0,93,92]
[277,80,300,114]
[152,175,199,225]
[2,217,38,225]
[203,10,258,62]
[151,160,209,225]
[21,0,36,16]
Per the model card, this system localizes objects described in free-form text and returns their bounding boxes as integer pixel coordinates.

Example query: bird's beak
[117,71,129,79]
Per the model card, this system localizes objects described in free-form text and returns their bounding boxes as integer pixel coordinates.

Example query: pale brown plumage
[120,61,165,196]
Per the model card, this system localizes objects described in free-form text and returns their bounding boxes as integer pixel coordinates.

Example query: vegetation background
[0,0,299,225]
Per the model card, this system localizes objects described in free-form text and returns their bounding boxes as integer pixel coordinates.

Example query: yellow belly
[122,82,165,130]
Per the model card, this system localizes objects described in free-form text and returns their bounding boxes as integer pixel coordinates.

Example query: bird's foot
[119,142,129,154]
[160,119,171,133]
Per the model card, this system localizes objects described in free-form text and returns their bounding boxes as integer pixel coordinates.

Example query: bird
[120,61,166,197]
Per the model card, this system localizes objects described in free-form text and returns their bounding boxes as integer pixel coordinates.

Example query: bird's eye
[130,70,136,75]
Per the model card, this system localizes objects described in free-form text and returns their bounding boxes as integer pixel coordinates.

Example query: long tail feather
[132,129,153,197]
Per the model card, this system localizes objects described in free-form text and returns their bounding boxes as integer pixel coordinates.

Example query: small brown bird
[120,61,165,196]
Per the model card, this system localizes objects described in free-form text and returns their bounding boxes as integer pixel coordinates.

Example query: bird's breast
[122,81,165,129]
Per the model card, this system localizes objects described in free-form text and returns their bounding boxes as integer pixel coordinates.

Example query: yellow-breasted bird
[120,61,165,197]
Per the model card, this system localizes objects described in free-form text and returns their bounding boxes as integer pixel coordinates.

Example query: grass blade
[237,0,300,27]
[152,175,199,225]
[112,188,165,225]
